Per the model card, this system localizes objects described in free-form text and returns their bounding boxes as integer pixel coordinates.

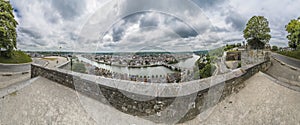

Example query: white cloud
[10,0,300,51]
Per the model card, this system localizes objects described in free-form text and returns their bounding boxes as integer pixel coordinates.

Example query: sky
[10,0,300,52]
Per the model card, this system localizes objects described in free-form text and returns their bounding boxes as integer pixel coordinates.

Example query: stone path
[33,56,68,68]
[266,58,300,85]
[182,72,300,125]
[1,72,300,125]
[0,73,30,89]
[0,77,155,125]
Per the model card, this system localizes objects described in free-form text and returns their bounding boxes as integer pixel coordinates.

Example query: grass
[0,51,32,64]
[9,91,18,96]
[278,49,300,60]
[71,62,87,73]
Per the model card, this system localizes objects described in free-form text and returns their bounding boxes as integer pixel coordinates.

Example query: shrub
[278,50,300,60]
[271,46,278,51]
[199,64,216,78]
[72,63,86,73]
[237,62,242,68]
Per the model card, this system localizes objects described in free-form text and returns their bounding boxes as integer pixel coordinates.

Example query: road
[271,53,300,68]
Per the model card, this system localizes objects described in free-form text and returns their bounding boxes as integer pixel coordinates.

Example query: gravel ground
[1,72,299,125]
[266,58,300,84]
[182,72,300,125]
[0,73,30,89]
[0,77,155,125]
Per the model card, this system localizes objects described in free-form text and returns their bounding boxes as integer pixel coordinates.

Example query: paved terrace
[0,56,69,98]
[1,72,299,125]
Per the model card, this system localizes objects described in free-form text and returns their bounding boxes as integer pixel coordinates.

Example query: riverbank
[72,55,202,83]
[93,55,194,71]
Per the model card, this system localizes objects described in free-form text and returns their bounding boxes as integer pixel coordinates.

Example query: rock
[122,106,128,111]
[145,109,152,114]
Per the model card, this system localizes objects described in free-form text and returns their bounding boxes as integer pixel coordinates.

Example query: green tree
[0,0,18,57]
[285,17,300,50]
[243,16,271,49]
[271,45,278,51]
[199,64,216,78]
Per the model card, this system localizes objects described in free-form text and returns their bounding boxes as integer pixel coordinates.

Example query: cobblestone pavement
[182,72,300,125]
[1,72,300,125]
[0,77,155,125]
[266,58,300,85]
[33,56,68,68]
[0,73,30,89]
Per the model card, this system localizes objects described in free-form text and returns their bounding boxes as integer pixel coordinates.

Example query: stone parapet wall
[31,65,74,89]
[56,57,70,68]
[31,60,271,124]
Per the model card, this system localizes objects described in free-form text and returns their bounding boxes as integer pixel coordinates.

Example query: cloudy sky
[10,0,300,52]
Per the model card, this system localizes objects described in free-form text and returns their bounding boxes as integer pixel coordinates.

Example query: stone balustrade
[31,60,271,124]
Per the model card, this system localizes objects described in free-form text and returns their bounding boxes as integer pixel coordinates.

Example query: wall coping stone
[41,61,265,97]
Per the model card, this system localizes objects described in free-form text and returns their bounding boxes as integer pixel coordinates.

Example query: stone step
[0,73,31,89]
[0,76,39,98]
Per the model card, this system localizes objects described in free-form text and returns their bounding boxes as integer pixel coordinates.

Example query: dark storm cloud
[103,43,117,48]
[11,0,299,51]
[211,27,230,32]
[127,37,144,43]
[174,27,198,38]
[32,39,47,46]
[123,12,142,23]
[191,0,225,9]
[43,11,60,24]
[69,33,78,41]
[13,8,22,18]
[51,0,86,20]
[58,41,67,45]
[18,27,43,39]
[112,26,126,42]
[223,38,244,43]
[108,12,199,43]
[225,11,246,31]
[139,14,159,28]
[165,17,199,38]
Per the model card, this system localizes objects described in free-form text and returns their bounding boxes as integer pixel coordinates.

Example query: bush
[237,62,242,68]
[271,46,278,51]
[199,64,216,78]
[72,63,86,73]
[297,45,300,51]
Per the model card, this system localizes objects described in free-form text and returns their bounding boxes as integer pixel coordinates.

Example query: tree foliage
[0,0,18,57]
[199,64,216,79]
[285,17,300,49]
[243,16,271,49]
[271,45,278,51]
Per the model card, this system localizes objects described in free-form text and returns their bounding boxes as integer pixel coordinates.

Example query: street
[271,53,300,68]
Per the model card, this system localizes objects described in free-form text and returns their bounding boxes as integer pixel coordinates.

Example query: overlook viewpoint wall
[31,60,271,124]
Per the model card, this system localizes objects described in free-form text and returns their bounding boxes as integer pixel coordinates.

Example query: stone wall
[31,60,271,124]
[31,65,74,89]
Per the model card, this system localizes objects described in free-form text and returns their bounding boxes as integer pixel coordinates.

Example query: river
[77,54,200,76]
